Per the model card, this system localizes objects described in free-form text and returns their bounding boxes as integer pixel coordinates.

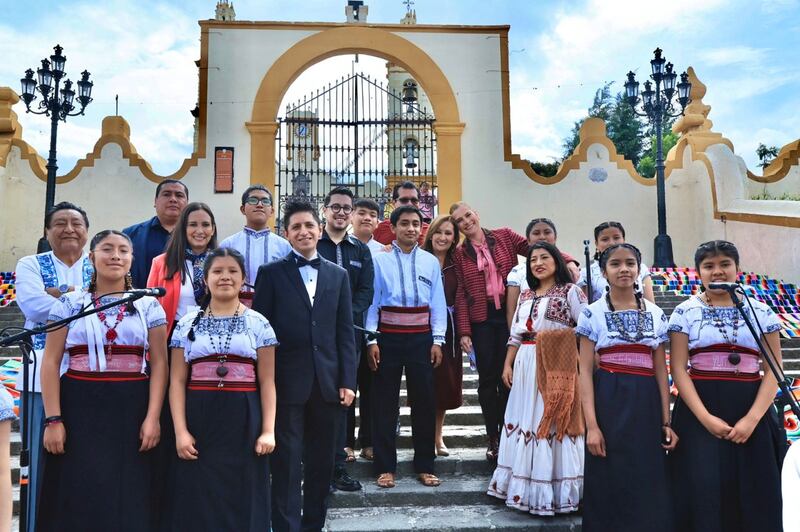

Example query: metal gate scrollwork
[275,73,436,232]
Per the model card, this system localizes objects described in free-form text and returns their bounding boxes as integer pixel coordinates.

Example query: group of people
[8,175,792,531]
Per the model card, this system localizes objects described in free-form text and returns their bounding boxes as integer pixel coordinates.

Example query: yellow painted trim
[249,25,464,206]
[6,26,209,184]
[200,20,510,34]
[746,138,800,183]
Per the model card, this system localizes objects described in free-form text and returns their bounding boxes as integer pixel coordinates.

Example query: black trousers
[334,338,372,470]
[271,380,340,532]
[372,331,435,475]
[471,305,510,440]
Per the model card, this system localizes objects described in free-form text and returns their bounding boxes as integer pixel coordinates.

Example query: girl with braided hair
[168,247,277,531]
[38,230,168,531]
[576,243,676,531]
[580,222,655,304]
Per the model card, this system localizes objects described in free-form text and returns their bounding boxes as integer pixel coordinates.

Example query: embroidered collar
[244,226,271,239]
[391,241,418,254]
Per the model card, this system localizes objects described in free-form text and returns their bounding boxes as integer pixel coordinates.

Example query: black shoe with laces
[332,469,362,492]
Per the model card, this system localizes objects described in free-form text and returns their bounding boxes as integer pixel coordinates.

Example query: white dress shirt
[220,227,292,289]
[14,251,92,392]
[365,243,446,345]
[292,250,319,305]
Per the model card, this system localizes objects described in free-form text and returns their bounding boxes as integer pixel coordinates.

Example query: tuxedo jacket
[253,254,356,405]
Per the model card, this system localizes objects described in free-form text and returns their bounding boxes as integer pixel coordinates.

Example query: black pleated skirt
[670,378,783,532]
[582,369,673,532]
[37,376,153,532]
[166,389,270,532]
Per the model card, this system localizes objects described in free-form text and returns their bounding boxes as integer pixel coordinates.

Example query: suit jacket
[253,253,357,405]
[316,231,374,328]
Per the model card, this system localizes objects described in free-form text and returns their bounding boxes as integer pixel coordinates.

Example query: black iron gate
[275,73,436,231]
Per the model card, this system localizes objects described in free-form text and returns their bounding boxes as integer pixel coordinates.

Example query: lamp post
[19,44,93,253]
[624,47,691,267]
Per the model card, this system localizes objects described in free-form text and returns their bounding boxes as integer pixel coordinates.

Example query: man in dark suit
[253,200,357,532]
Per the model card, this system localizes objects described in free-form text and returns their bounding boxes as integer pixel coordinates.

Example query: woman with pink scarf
[450,202,528,460]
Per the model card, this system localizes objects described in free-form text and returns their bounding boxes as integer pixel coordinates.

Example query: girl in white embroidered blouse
[38,230,168,531]
[576,243,677,532]
[168,247,277,531]
[668,240,784,532]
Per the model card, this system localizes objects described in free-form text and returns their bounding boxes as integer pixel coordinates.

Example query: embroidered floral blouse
[170,308,279,362]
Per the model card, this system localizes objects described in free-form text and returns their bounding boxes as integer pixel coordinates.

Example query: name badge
[418,275,432,287]
[350,260,362,268]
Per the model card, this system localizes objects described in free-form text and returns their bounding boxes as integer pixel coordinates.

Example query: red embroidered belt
[66,344,148,382]
[520,333,537,345]
[238,291,254,309]
[188,354,257,392]
[378,305,431,334]
[689,344,761,381]
[598,344,655,377]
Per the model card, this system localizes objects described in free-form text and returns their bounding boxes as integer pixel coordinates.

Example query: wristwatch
[58,284,70,295]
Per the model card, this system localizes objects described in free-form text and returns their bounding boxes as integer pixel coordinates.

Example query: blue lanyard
[244,230,270,284]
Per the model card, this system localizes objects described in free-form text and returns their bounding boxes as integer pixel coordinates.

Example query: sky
[1,0,798,174]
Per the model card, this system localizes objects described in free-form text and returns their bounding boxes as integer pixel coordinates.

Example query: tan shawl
[535,328,584,441]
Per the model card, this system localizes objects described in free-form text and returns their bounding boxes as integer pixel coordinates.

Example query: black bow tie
[296,256,321,269]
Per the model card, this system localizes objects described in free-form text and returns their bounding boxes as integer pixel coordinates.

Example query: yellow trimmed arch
[246,26,465,210]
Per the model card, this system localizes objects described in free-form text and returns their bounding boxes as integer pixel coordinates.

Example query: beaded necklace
[95,295,126,358]
[206,305,241,379]
[704,293,741,365]
[605,291,647,343]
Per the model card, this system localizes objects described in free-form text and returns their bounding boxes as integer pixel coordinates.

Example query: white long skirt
[486,342,584,516]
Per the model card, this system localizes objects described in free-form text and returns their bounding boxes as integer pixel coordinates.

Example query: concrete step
[393,425,485,449]
[328,475,494,509]
[341,448,494,478]
[399,389,480,408]
[325,504,582,531]
[354,406,484,428]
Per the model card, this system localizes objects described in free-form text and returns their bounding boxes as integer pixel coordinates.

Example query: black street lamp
[624,48,691,268]
[19,44,93,253]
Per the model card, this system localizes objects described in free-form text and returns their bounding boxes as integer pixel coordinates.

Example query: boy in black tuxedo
[253,201,356,532]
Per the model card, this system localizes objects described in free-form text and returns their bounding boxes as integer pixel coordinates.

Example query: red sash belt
[66,345,148,382]
[378,305,431,334]
[598,344,655,377]
[689,344,761,381]
[188,354,257,392]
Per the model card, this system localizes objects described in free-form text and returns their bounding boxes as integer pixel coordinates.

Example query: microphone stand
[723,285,800,419]
[583,240,593,303]
[0,290,152,532]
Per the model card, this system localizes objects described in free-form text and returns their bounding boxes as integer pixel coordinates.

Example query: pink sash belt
[598,344,654,377]
[66,345,147,381]
[188,354,257,391]
[689,344,761,381]
[379,305,431,334]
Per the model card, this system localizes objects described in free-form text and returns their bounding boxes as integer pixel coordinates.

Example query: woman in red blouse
[449,202,528,460]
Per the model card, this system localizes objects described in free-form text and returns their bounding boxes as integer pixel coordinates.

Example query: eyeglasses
[245,197,272,206]
[397,197,420,205]
[327,204,353,214]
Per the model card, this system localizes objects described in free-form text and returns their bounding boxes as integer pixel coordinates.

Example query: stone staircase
[2,293,799,531]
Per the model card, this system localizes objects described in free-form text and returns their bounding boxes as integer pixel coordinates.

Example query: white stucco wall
[1,22,798,284]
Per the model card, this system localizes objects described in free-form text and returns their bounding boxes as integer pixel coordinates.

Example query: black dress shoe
[332,469,362,492]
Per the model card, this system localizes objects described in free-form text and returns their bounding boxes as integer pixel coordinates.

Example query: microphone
[707,282,740,290]
[127,287,167,297]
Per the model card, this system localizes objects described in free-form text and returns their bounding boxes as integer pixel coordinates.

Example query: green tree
[756,143,779,169]
[636,131,679,177]
[530,160,560,177]
[562,83,614,158]
[562,83,645,165]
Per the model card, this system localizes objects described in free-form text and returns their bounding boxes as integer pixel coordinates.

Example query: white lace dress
[487,283,587,515]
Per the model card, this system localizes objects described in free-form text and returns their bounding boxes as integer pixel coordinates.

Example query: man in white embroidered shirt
[219,185,291,306]
[366,205,446,490]
[14,201,94,530]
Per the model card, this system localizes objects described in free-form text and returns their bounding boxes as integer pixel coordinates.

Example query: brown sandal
[417,473,441,487]
[359,446,374,461]
[376,473,396,488]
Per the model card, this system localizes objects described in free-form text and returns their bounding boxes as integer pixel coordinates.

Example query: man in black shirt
[317,187,374,492]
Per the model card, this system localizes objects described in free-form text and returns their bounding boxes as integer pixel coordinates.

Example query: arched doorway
[246,25,464,214]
